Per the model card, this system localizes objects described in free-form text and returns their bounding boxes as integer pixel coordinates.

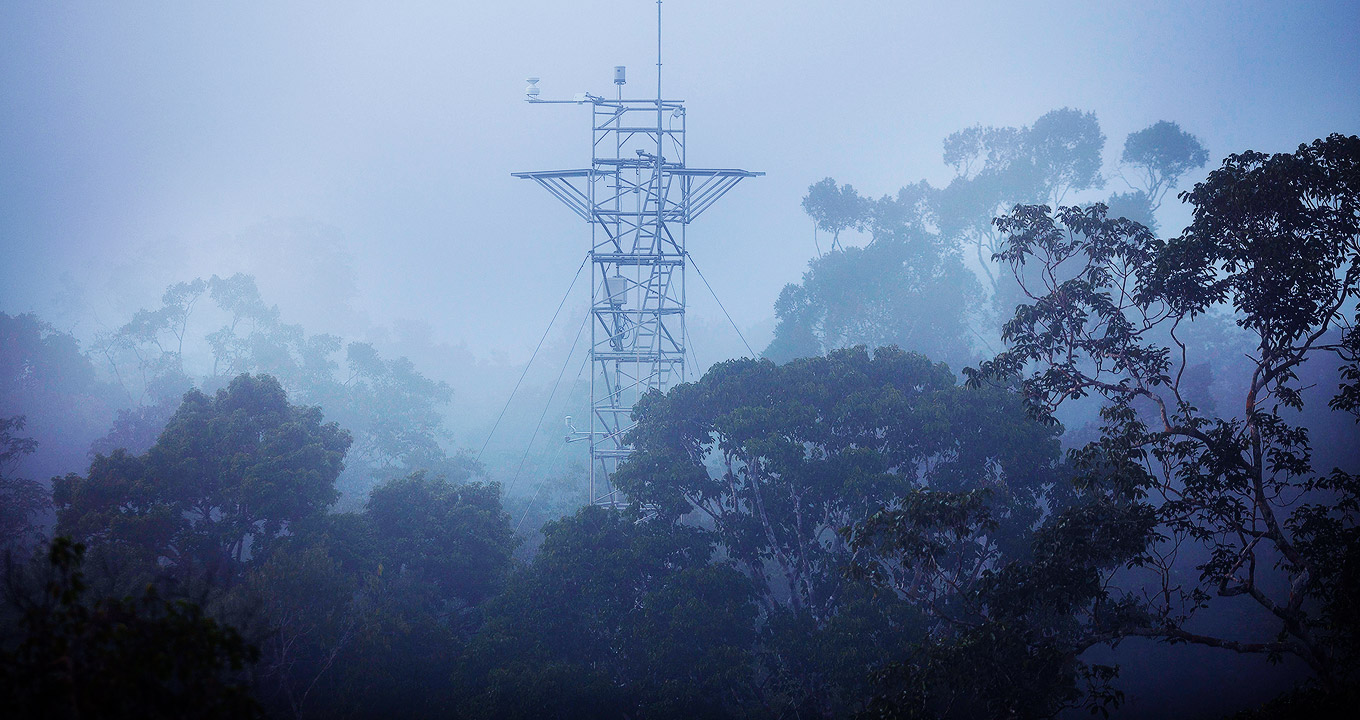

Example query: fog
[3,2,1359,719]
[4,1,1356,359]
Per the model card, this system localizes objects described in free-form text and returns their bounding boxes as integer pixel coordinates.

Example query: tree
[53,374,352,576]
[230,472,516,720]
[846,444,1154,718]
[237,540,364,720]
[1120,120,1210,212]
[619,347,1058,614]
[92,274,475,505]
[939,108,1106,303]
[613,346,1063,715]
[458,505,760,719]
[767,184,983,368]
[1,416,47,551]
[333,342,474,492]
[1,538,261,719]
[1028,108,1107,207]
[1,312,119,478]
[93,279,205,408]
[366,472,515,610]
[968,134,1360,697]
[802,178,872,254]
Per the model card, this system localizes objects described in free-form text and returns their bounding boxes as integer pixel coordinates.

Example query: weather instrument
[515,0,761,507]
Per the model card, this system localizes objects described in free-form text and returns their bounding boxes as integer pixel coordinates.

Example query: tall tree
[91,274,475,504]
[938,108,1106,302]
[458,505,760,720]
[802,177,872,254]
[619,347,1059,618]
[968,134,1360,696]
[0,416,47,550]
[1120,120,1210,212]
[768,183,982,367]
[54,374,351,575]
[366,472,514,610]
[1,312,119,478]
[614,347,1063,715]
[1,538,261,720]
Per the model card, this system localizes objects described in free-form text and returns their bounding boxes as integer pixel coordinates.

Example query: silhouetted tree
[768,184,982,368]
[803,177,872,254]
[458,505,760,719]
[0,417,47,551]
[1119,120,1209,212]
[960,134,1360,704]
[1,538,261,720]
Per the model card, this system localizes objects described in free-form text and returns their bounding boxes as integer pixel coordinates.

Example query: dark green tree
[459,505,760,720]
[614,346,1062,715]
[234,472,516,720]
[619,347,1057,616]
[846,434,1156,718]
[53,374,351,576]
[965,134,1360,700]
[1,417,47,551]
[1,538,261,720]
[366,472,514,609]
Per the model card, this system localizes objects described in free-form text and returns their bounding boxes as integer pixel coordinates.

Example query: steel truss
[516,95,760,506]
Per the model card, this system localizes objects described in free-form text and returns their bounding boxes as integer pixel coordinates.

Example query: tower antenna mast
[515,2,762,506]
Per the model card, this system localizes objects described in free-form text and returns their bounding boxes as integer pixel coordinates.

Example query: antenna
[514,3,762,508]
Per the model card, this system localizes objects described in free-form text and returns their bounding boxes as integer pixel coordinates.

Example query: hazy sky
[3,0,1358,361]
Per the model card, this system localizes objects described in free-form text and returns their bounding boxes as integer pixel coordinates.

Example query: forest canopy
[3,125,1357,719]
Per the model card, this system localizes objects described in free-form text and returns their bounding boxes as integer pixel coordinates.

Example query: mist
[3,2,1359,719]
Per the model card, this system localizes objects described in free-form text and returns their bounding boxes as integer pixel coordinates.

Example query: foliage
[332,342,472,490]
[231,471,516,719]
[614,346,1063,715]
[91,273,475,503]
[619,347,1057,614]
[236,538,365,719]
[773,110,1192,367]
[938,108,1106,304]
[768,183,982,368]
[1120,120,1210,212]
[766,207,982,368]
[803,178,872,254]
[53,374,352,574]
[0,537,261,719]
[459,505,760,720]
[1,416,47,550]
[366,471,515,609]
[848,423,1158,718]
[1,312,119,476]
[966,134,1360,695]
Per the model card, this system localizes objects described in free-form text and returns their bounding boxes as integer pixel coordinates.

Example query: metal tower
[514,3,760,506]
